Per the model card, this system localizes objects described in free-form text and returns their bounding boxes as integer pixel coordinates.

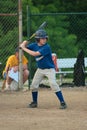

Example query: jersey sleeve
[4,56,13,72]
[39,44,51,56]
[5,56,13,68]
[27,42,35,50]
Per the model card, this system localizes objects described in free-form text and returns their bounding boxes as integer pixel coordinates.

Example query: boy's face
[38,38,47,46]
[15,51,24,60]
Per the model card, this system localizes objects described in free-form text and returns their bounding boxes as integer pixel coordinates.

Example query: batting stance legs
[29,68,67,109]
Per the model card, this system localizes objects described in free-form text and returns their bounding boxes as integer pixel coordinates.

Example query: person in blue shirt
[20,29,67,109]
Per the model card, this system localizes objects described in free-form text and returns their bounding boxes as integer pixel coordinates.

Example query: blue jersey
[27,42,55,69]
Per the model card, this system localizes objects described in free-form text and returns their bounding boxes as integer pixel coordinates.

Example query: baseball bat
[1,66,10,91]
[1,79,6,90]
[28,21,47,41]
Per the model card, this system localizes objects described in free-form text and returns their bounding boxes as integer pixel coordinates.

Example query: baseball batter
[20,29,67,109]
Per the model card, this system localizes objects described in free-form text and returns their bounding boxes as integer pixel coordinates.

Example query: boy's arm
[20,40,40,56]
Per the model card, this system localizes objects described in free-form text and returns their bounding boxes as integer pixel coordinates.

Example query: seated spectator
[2,47,29,91]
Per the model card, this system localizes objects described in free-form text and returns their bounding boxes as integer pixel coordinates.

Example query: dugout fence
[0,0,18,78]
[0,0,23,88]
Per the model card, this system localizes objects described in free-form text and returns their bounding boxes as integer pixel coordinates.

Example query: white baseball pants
[30,68,61,92]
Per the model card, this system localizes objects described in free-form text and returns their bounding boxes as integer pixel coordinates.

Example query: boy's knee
[24,69,29,77]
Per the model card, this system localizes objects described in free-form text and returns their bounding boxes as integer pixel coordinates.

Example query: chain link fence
[0,0,18,79]
[0,1,87,87]
[27,10,87,86]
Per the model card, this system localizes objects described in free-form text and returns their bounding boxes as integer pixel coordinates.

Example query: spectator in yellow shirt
[2,47,29,91]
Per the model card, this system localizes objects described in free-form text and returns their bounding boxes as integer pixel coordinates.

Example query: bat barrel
[39,21,47,29]
[27,21,47,41]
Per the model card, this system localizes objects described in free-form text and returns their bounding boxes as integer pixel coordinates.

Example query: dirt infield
[0,87,87,130]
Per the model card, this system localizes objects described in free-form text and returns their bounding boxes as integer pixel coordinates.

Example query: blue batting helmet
[35,29,48,39]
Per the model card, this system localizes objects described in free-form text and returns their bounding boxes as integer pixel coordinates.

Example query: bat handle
[27,37,32,41]
[27,33,36,41]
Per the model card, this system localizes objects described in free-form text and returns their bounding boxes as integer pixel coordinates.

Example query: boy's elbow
[32,52,40,56]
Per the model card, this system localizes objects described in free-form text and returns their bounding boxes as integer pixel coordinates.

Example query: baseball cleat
[60,102,67,109]
[28,101,37,108]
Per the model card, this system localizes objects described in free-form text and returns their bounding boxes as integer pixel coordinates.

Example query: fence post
[18,0,23,89]
[27,5,32,89]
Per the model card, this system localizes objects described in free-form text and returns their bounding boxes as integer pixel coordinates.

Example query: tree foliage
[0,0,87,78]
[0,0,87,60]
